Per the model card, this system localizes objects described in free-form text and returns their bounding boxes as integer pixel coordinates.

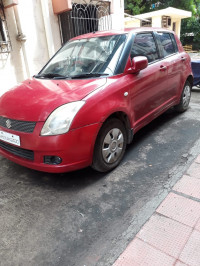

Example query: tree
[126,0,198,14]
[124,0,144,15]
[181,17,200,48]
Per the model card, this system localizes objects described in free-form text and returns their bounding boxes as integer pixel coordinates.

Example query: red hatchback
[0,28,193,173]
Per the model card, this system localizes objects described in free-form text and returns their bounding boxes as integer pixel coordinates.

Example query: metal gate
[59,0,111,44]
[0,0,11,53]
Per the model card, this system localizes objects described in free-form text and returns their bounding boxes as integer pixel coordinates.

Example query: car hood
[0,77,107,121]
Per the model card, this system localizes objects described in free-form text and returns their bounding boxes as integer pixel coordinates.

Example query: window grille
[141,18,152,27]
[162,16,171,28]
[59,0,111,44]
[0,0,11,53]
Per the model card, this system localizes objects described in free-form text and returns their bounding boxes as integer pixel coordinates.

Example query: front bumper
[0,122,101,173]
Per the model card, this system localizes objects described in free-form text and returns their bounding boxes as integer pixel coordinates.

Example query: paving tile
[195,218,200,232]
[180,230,200,266]
[156,192,200,227]
[195,155,200,164]
[173,175,200,199]
[186,162,200,179]
[175,261,188,266]
[113,237,175,266]
[136,214,192,258]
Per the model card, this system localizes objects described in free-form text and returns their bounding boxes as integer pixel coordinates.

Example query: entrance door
[173,22,176,32]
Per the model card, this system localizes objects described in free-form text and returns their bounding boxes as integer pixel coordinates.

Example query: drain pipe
[40,0,55,58]
[13,5,30,78]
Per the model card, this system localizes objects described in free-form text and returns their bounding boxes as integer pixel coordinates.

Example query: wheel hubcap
[183,85,191,108]
[102,128,124,164]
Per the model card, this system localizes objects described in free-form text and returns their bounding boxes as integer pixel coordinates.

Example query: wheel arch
[178,75,193,101]
[92,116,129,172]
[186,75,193,87]
[100,111,133,144]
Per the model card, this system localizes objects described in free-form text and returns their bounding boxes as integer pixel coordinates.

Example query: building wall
[152,16,162,27]
[124,19,140,28]
[125,15,181,38]
[171,19,181,37]
[0,0,124,96]
[111,0,124,30]
[0,0,61,96]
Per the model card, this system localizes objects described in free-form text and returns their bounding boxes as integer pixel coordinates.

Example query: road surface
[1,88,200,266]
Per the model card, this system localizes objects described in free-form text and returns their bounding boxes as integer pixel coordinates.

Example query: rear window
[131,32,159,63]
[170,33,178,52]
[157,32,176,57]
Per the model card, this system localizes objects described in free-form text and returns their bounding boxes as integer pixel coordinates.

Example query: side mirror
[127,56,148,74]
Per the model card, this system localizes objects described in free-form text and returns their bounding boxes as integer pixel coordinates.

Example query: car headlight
[41,101,85,136]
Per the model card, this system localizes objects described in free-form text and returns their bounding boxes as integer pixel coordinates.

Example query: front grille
[0,140,34,161]
[0,116,36,133]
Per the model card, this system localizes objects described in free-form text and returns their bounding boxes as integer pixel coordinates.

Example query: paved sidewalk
[113,155,200,266]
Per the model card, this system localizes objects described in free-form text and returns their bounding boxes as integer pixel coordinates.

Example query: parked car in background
[0,28,193,173]
[191,59,200,87]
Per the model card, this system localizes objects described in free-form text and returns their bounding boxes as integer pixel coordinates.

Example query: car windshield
[37,34,127,79]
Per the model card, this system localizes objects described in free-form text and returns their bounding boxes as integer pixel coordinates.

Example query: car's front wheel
[175,80,191,112]
[92,118,127,172]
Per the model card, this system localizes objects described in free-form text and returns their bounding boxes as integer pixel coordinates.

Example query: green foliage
[179,0,200,47]
[125,0,200,15]
[181,17,200,47]
[125,0,144,15]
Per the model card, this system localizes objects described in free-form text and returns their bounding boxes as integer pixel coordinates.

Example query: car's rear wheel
[92,118,127,172]
[175,81,191,112]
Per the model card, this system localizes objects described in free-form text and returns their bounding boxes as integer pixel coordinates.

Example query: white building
[0,0,124,95]
[125,7,192,38]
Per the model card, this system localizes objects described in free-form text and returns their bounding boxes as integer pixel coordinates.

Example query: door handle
[181,57,186,61]
[160,65,167,71]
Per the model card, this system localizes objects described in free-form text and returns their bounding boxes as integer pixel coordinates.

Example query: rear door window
[170,33,178,52]
[131,32,159,63]
[157,32,176,57]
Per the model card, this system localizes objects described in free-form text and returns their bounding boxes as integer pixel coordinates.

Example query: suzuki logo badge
[6,119,12,129]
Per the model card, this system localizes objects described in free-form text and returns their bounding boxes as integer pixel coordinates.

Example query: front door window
[131,32,159,63]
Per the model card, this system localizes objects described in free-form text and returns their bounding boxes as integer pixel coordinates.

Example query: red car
[0,28,193,173]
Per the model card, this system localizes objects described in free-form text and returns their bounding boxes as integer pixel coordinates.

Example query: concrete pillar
[110,0,124,30]
[152,16,162,28]
[40,0,56,58]
[176,20,181,38]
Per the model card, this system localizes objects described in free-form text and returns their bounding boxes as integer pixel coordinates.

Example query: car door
[128,32,170,131]
[156,32,182,99]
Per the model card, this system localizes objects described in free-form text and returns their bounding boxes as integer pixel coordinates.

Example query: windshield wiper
[70,73,109,79]
[34,73,69,79]
[34,72,109,80]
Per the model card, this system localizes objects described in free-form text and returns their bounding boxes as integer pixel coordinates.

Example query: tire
[174,81,191,113]
[92,118,127,172]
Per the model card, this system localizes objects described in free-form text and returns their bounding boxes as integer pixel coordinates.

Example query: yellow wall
[125,20,140,28]
[125,16,182,38]
[152,16,162,27]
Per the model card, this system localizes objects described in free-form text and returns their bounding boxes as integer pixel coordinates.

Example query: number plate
[0,130,20,146]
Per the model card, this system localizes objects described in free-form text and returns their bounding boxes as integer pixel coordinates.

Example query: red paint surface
[0,28,193,173]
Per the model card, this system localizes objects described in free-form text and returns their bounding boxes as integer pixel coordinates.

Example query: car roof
[71,27,175,40]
